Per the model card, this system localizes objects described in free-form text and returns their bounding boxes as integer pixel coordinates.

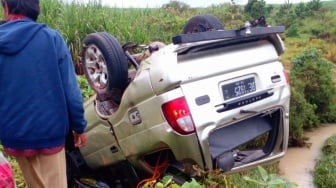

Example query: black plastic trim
[172,26,285,44]
[216,90,274,113]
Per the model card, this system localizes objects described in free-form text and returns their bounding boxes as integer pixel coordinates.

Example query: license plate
[222,77,256,100]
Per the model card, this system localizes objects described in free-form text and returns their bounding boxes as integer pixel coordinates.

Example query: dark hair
[1,0,40,21]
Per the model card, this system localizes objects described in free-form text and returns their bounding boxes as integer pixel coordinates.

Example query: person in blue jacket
[0,0,87,187]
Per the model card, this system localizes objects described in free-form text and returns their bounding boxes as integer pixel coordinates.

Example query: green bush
[286,24,299,38]
[293,48,336,122]
[321,135,336,154]
[288,47,336,143]
[288,77,319,138]
[314,135,336,188]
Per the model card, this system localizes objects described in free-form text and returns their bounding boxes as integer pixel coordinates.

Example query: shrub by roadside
[289,48,336,146]
[314,134,336,188]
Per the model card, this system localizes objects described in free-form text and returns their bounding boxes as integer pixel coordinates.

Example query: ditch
[278,124,336,188]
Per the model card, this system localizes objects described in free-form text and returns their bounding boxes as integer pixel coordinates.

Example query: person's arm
[56,31,87,146]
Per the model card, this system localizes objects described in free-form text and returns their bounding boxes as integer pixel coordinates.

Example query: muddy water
[278,124,336,188]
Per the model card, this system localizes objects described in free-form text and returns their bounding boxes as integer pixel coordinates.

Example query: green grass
[314,135,336,188]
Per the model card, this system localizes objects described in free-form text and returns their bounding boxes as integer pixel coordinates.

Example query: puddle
[278,124,336,188]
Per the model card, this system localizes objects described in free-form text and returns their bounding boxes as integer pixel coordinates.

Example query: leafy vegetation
[162,0,191,12]
[243,166,297,188]
[289,47,336,140]
[153,164,296,188]
[292,48,336,123]
[77,75,94,100]
[314,135,336,188]
[226,164,296,188]
[244,0,268,19]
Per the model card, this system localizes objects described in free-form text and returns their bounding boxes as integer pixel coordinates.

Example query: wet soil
[278,124,336,188]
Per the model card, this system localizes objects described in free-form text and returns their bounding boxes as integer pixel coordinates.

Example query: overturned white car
[65,15,290,187]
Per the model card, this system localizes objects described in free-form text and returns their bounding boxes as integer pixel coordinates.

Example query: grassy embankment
[314,135,336,188]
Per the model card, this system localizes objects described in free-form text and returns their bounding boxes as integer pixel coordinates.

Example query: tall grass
[0,0,244,65]
[36,0,199,63]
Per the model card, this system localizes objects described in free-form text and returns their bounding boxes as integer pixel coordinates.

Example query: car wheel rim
[84,44,108,90]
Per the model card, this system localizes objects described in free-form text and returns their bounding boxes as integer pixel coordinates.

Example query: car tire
[182,14,224,34]
[82,32,128,95]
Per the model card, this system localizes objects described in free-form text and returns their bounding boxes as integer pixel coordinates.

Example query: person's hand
[73,132,87,148]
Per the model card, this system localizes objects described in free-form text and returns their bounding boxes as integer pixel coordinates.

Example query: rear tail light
[162,97,195,135]
[283,69,290,84]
